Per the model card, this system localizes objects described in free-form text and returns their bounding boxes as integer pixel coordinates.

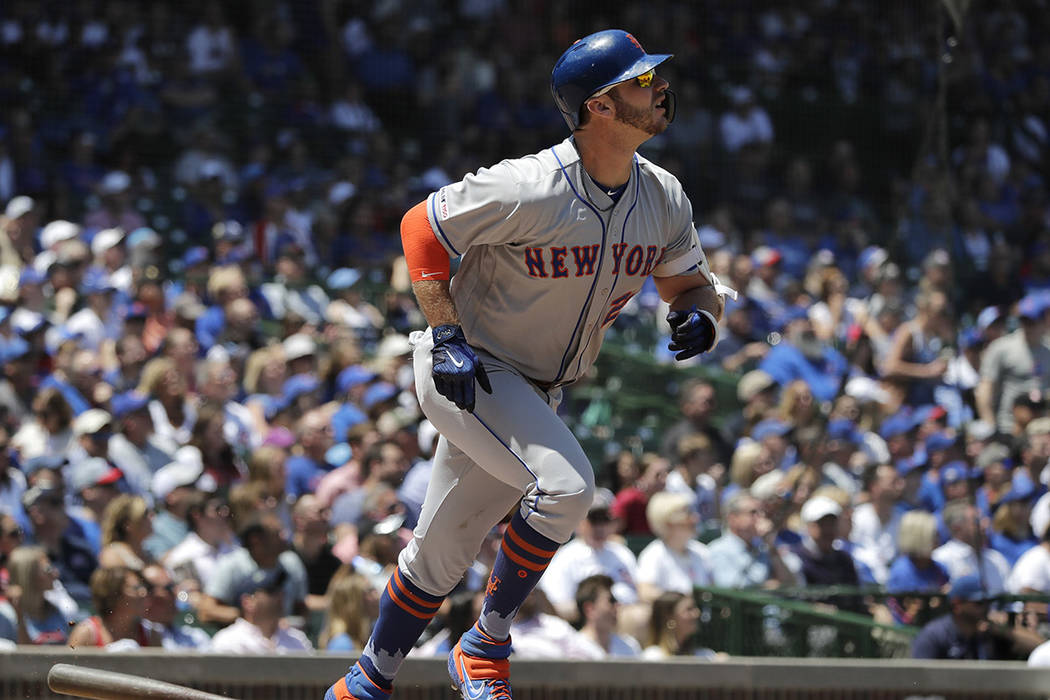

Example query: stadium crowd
[1,0,1050,665]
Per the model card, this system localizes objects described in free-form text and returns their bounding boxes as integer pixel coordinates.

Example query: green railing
[694,585,919,659]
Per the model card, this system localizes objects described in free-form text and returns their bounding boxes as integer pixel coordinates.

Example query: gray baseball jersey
[426,137,709,388]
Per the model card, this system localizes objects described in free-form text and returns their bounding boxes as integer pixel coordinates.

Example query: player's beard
[610,92,668,136]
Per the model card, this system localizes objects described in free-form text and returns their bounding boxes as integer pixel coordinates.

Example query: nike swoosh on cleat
[446,351,465,368]
[460,658,488,700]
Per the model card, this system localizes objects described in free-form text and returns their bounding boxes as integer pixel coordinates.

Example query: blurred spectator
[68,566,161,649]
[659,379,731,464]
[665,433,723,528]
[759,316,849,403]
[636,491,711,601]
[881,290,954,408]
[138,357,195,453]
[21,482,96,605]
[107,391,173,497]
[611,453,669,536]
[933,500,1012,595]
[141,563,211,650]
[330,439,409,528]
[641,591,717,660]
[718,86,773,155]
[208,564,314,655]
[2,546,73,644]
[976,294,1050,435]
[505,588,593,660]
[793,496,858,587]
[317,566,379,653]
[851,465,904,583]
[199,512,307,625]
[911,574,1043,660]
[573,574,641,658]
[98,494,154,570]
[706,492,799,589]
[291,494,341,611]
[164,493,236,590]
[539,489,639,620]
[1006,495,1050,594]
[988,483,1038,567]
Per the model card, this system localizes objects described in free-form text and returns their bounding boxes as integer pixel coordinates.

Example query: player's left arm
[654,270,735,361]
[654,271,725,319]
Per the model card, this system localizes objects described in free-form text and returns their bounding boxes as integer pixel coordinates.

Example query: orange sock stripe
[505,523,558,558]
[473,622,511,645]
[393,569,442,610]
[500,540,548,571]
[334,677,353,700]
[354,662,392,693]
[386,579,439,620]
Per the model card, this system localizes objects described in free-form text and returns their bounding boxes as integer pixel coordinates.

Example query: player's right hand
[431,324,492,412]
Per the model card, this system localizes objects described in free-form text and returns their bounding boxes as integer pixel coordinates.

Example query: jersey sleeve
[426,162,523,256]
[651,181,709,279]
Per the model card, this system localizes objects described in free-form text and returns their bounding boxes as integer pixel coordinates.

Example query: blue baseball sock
[358,567,444,686]
[476,511,560,641]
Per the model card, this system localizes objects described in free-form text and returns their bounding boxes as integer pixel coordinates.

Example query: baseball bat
[48,663,230,700]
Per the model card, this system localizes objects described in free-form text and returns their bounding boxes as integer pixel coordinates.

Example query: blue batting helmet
[551,29,673,131]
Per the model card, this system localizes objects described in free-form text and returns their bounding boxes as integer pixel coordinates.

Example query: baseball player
[326,29,733,700]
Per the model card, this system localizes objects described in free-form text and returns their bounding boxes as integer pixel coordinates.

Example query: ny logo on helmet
[624,33,643,51]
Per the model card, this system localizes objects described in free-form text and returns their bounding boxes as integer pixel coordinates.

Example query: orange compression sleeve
[401,200,451,283]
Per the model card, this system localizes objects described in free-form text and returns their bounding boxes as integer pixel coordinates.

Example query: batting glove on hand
[431,324,492,412]
[666,305,719,360]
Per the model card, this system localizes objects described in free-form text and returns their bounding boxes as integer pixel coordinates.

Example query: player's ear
[584,95,614,120]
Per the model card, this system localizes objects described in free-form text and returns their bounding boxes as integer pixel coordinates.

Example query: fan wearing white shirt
[209,566,313,655]
[637,491,712,601]
[572,574,642,659]
[1007,496,1050,594]
[933,500,1011,595]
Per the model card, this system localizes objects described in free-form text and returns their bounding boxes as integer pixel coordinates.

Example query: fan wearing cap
[932,500,1011,596]
[22,480,99,606]
[68,457,125,527]
[1,195,39,268]
[142,448,216,560]
[259,248,330,326]
[973,442,1015,520]
[84,170,145,233]
[325,268,385,336]
[911,573,1044,660]
[987,479,1038,567]
[107,391,173,498]
[209,563,313,654]
[976,292,1050,435]
[792,496,859,589]
[199,513,308,626]
[90,227,131,293]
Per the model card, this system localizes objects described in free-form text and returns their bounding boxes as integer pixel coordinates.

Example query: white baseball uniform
[400,137,712,596]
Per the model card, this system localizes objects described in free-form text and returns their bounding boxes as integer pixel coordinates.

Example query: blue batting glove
[666,305,719,360]
[431,324,492,412]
